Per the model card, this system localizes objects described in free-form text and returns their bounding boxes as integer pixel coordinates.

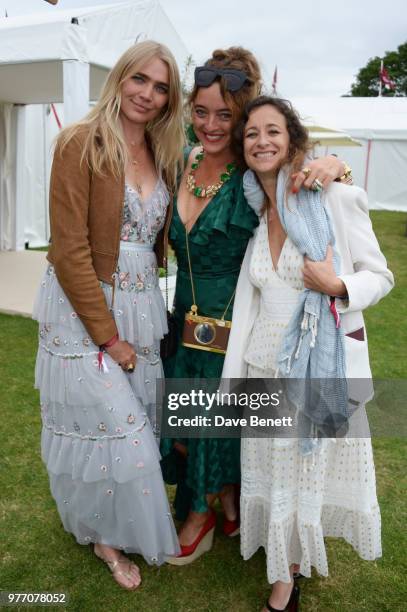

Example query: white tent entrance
[0,0,188,250]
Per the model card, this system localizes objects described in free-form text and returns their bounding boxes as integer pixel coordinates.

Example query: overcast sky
[1,0,406,97]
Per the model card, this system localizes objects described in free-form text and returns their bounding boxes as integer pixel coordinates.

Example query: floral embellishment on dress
[121,223,132,241]
[73,422,80,432]
[107,264,158,293]
[98,422,107,432]
[119,271,130,290]
[127,414,135,424]
[83,337,91,347]
[120,181,169,244]
[100,465,107,472]
[136,461,144,468]
[132,438,140,447]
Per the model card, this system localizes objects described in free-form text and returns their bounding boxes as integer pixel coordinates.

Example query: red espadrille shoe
[166,509,216,566]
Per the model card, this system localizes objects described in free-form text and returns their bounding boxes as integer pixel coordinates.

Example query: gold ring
[301,167,311,177]
[126,362,135,373]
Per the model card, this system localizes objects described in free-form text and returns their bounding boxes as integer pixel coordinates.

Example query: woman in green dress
[161,47,348,565]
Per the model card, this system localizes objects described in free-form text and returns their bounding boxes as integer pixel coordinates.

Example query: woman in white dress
[222,96,394,611]
[33,41,184,589]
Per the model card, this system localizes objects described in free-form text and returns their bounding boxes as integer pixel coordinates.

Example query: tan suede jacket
[47,129,172,346]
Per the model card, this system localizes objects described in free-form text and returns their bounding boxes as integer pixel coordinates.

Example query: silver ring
[311,178,323,192]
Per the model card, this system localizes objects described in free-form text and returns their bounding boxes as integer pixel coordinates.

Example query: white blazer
[222,183,394,395]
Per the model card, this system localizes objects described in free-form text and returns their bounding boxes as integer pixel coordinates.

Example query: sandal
[94,545,141,590]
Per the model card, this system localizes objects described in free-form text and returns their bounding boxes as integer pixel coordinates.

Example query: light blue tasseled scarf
[243,168,349,452]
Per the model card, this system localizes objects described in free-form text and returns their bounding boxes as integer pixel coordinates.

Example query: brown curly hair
[233,96,312,174]
[188,47,262,124]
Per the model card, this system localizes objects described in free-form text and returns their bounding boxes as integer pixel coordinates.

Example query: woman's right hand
[105,340,137,372]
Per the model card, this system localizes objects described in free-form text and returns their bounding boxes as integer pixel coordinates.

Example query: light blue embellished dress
[33,180,180,564]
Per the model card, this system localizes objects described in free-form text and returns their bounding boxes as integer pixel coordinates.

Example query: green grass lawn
[0,211,406,611]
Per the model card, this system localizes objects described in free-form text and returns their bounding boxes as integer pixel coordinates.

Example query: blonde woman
[33,41,184,589]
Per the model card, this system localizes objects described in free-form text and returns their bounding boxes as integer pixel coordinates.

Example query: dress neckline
[262,213,288,272]
[125,178,162,206]
[175,183,222,236]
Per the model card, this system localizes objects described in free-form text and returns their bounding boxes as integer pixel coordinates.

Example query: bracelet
[335,161,353,184]
[100,333,119,350]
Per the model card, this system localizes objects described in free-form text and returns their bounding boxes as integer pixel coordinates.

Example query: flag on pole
[379,61,396,92]
[272,66,278,94]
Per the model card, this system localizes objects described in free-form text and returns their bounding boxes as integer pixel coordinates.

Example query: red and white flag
[272,66,278,94]
[379,62,396,91]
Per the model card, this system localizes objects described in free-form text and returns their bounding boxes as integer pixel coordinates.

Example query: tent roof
[289,97,407,140]
[306,125,361,147]
[0,0,189,104]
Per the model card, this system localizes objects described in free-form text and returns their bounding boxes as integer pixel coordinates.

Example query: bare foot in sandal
[94,543,141,590]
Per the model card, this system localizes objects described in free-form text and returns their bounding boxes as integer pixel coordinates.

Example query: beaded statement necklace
[186,147,236,198]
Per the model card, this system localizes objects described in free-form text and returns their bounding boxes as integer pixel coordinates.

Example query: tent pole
[364,139,372,193]
[63,60,90,125]
[13,105,26,251]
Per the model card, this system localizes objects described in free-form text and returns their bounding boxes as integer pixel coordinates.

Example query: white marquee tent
[0,0,188,250]
[291,97,407,212]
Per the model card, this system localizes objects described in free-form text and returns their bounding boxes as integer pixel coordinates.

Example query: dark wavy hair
[233,96,311,173]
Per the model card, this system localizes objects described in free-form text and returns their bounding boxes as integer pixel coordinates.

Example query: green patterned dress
[160,168,258,521]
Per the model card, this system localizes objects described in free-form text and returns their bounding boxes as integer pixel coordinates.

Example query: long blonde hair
[58,40,185,193]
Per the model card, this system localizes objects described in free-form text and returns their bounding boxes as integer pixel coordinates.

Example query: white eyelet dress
[240,215,381,584]
[33,180,180,564]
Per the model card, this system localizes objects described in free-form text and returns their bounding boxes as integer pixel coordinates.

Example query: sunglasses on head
[194,66,249,92]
